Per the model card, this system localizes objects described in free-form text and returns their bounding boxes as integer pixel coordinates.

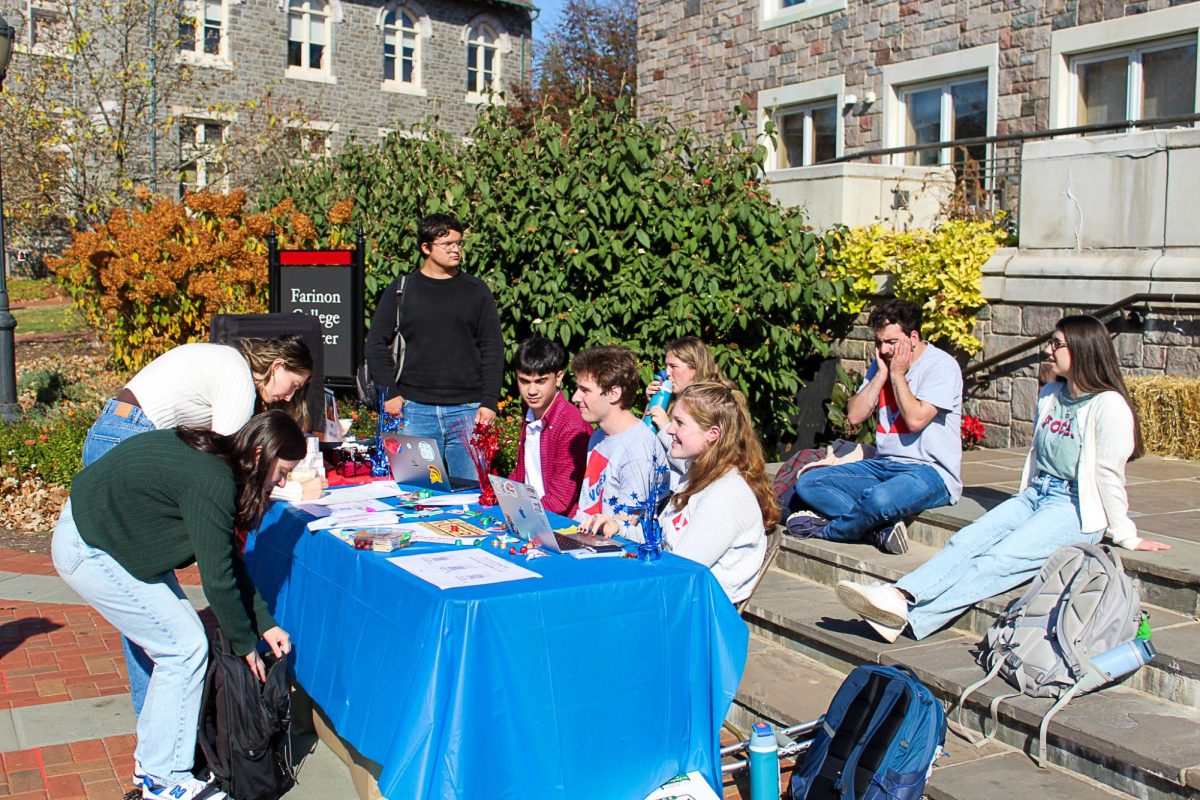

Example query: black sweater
[365,269,504,411]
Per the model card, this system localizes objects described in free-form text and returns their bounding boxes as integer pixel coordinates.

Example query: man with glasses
[786,299,963,555]
[365,213,503,480]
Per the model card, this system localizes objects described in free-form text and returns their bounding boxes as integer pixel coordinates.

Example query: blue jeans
[793,458,951,542]
[897,475,1103,639]
[401,401,479,480]
[83,399,157,717]
[52,501,207,788]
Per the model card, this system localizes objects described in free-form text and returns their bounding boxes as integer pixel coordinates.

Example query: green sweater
[70,430,275,655]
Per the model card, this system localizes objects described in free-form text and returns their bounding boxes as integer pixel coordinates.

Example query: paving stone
[927,752,1128,800]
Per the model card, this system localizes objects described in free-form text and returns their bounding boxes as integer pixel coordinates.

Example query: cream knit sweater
[1018,382,1140,549]
[125,343,257,435]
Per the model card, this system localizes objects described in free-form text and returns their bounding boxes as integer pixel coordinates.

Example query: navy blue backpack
[790,664,945,800]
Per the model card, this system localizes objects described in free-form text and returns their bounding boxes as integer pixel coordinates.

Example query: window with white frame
[759,0,846,30]
[382,6,419,88]
[287,126,331,161]
[899,74,988,168]
[179,119,228,195]
[465,23,498,95]
[1071,38,1197,127]
[178,0,226,61]
[774,100,838,168]
[287,0,330,76]
[24,0,73,57]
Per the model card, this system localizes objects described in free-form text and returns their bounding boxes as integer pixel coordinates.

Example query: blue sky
[532,0,567,45]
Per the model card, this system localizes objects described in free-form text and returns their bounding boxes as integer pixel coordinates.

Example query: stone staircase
[729,455,1200,800]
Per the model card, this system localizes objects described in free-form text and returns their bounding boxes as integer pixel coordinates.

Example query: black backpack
[196,628,296,800]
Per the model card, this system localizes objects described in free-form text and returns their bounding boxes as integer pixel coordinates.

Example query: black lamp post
[0,16,18,422]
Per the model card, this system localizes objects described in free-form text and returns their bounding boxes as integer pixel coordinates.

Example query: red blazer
[510,392,593,517]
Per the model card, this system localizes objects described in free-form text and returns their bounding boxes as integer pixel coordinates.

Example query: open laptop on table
[488,476,623,554]
[382,433,477,491]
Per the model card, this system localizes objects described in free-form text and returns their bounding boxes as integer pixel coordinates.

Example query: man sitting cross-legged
[570,345,669,541]
[508,337,593,517]
[789,299,963,554]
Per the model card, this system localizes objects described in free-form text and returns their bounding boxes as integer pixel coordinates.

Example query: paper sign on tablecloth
[642,772,721,800]
[308,481,403,505]
[387,549,541,589]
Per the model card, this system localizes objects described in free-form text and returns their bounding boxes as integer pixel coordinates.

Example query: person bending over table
[53,411,304,800]
[82,335,312,720]
[582,381,776,604]
[835,315,1171,644]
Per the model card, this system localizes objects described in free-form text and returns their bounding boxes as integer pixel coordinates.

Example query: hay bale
[1127,375,1200,461]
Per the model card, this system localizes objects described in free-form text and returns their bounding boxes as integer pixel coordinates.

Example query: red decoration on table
[467,419,501,507]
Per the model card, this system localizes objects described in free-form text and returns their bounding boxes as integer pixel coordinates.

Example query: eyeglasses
[1047,338,1069,353]
[432,240,464,251]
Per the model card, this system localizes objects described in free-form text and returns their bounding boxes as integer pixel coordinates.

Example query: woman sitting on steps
[835,314,1171,643]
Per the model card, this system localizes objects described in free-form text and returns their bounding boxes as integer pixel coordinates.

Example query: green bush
[0,413,90,487]
[258,97,853,446]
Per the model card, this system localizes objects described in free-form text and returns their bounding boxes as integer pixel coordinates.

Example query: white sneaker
[143,775,225,800]
[835,580,910,629]
[864,617,905,644]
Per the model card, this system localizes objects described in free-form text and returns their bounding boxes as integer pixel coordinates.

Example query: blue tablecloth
[244,497,748,800]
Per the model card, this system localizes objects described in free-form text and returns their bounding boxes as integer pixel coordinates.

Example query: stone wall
[637,0,1196,142]
[832,304,1200,449]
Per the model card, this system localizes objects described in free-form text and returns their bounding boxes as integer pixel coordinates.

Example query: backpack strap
[389,276,409,382]
[835,679,906,800]
[1034,682,1082,768]
[951,654,1005,744]
[973,690,1021,749]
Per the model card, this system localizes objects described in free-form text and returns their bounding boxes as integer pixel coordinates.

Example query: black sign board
[268,233,365,387]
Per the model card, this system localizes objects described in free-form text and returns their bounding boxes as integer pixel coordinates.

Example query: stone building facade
[2,0,532,196]
[638,0,1200,448]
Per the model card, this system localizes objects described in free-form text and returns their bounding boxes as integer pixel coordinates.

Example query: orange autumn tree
[50,188,355,370]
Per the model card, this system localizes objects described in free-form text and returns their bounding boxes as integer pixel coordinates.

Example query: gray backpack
[954,544,1141,766]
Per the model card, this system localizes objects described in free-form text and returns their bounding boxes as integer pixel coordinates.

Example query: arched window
[465,23,498,95]
[383,7,419,87]
[287,0,330,75]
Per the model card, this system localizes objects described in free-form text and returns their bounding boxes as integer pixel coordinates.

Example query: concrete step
[776,535,1200,709]
[731,635,1130,800]
[741,570,1200,800]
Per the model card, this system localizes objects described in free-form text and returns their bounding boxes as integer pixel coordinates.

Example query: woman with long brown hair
[53,411,306,800]
[836,315,1170,643]
[584,381,777,603]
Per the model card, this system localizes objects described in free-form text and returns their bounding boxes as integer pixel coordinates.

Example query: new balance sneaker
[874,520,909,555]
[835,580,910,629]
[863,617,905,644]
[142,775,225,800]
[124,764,153,800]
[785,510,829,539]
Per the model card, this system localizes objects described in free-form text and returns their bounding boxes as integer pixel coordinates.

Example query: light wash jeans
[896,474,1104,639]
[82,398,157,716]
[401,400,480,480]
[794,458,952,542]
[52,501,207,788]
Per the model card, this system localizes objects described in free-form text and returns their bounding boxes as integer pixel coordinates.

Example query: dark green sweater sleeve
[183,477,274,655]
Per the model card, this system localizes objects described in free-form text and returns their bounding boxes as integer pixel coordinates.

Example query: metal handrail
[820,112,1200,165]
[964,292,1200,385]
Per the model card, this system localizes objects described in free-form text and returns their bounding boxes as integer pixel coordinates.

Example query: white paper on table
[323,499,399,516]
[387,549,541,589]
[309,482,403,505]
[642,772,721,800]
[406,529,486,545]
[408,491,482,507]
[308,512,400,532]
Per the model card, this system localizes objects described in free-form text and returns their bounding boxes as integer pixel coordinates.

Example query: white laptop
[382,433,453,490]
[488,476,623,554]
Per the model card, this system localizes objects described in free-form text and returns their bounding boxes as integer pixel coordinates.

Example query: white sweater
[1019,383,1140,549]
[657,468,766,603]
[124,343,257,435]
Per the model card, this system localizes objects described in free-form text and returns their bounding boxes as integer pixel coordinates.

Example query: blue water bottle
[644,371,674,430]
[749,721,779,800]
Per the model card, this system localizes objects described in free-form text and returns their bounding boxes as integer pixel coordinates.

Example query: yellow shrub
[829,219,1005,355]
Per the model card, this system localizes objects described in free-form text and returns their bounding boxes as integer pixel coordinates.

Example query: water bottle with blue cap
[749,721,779,800]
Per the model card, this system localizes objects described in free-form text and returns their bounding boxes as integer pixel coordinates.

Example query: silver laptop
[383,433,453,490]
[488,476,622,554]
